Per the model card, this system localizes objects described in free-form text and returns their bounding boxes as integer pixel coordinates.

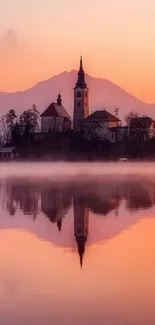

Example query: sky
[0,0,155,102]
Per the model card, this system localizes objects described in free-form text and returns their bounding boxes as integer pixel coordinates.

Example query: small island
[1,57,155,161]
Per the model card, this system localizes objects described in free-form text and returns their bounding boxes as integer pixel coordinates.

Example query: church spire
[80,253,83,268]
[73,57,89,131]
[57,219,62,233]
[57,92,62,105]
[75,56,87,89]
[76,236,87,269]
[80,56,84,71]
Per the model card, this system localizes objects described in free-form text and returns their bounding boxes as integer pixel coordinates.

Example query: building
[73,196,89,268]
[0,147,19,159]
[41,93,71,132]
[84,109,120,142]
[129,116,155,140]
[73,57,89,132]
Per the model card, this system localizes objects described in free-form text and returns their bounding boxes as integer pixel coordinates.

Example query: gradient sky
[1,0,155,102]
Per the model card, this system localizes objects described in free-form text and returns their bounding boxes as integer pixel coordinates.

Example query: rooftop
[0,147,16,153]
[85,109,120,122]
[41,102,70,118]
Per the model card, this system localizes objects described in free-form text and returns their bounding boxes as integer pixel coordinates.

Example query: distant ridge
[0,70,154,121]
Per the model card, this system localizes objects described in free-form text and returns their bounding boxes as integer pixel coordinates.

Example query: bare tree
[114,108,119,119]
[125,111,139,125]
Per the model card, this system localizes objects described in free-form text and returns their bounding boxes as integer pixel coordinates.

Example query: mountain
[0,70,155,121]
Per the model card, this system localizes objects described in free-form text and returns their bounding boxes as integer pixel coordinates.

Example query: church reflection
[1,178,155,267]
[74,196,89,267]
[41,188,71,232]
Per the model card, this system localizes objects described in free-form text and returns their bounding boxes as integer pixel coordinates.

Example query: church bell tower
[73,57,89,132]
[73,196,89,268]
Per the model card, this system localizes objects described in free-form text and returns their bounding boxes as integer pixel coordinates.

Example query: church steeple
[76,236,87,268]
[75,56,87,89]
[73,196,89,268]
[57,92,62,106]
[73,57,89,131]
[80,56,83,71]
[57,219,62,233]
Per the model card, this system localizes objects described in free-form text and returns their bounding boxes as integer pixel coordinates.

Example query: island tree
[0,109,17,145]
[125,111,139,125]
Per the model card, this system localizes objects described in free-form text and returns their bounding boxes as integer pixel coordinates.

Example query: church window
[77,102,80,108]
[85,92,87,98]
[77,92,81,98]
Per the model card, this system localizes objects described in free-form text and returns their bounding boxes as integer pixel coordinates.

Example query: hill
[0,70,154,121]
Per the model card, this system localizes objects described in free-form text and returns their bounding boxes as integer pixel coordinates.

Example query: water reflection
[1,174,155,325]
[0,177,155,267]
[41,188,71,232]
[2,178,155,216]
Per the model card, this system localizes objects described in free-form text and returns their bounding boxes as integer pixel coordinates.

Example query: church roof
[0,147,16,153]
[74,56,87,89]
[41,102,70,118]
[85,110,120,122]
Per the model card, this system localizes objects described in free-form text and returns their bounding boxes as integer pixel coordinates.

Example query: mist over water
[0,161,155,181]
[0,162,155,325]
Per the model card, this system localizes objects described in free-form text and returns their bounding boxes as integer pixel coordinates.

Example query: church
[40,92,71,133]
[40,57,121,142]
[73,57,120,142]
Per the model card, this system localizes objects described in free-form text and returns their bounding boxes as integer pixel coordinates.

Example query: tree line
[0,104,40,146]
[0,104,141,147]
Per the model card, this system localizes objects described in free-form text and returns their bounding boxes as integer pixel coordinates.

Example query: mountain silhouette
[0,70,155,121]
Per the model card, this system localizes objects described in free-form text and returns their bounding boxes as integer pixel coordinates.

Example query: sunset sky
[1,0,155,102]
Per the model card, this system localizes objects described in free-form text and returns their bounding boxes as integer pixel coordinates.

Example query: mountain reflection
[1,177,155,266]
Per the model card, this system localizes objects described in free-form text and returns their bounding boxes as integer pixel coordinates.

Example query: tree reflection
[0,182,40,218]
[1,178,155,220]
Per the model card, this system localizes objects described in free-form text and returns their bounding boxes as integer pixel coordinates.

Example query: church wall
[41,117,54,132]
[84,120,118,142]
[41,116,71,132]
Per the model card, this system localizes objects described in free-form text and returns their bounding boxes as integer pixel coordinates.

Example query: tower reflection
[73,196,89,267]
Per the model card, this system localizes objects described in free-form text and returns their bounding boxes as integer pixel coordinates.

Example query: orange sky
[1,0,155,103]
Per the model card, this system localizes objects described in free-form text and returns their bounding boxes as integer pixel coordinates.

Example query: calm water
[1,162,155,325]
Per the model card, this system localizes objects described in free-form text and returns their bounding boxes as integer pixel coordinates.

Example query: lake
[0,162,155,325]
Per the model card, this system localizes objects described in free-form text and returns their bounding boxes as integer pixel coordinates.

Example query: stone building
[84,109,120,142]
[73,57,124,143]
[41,93,71,132]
